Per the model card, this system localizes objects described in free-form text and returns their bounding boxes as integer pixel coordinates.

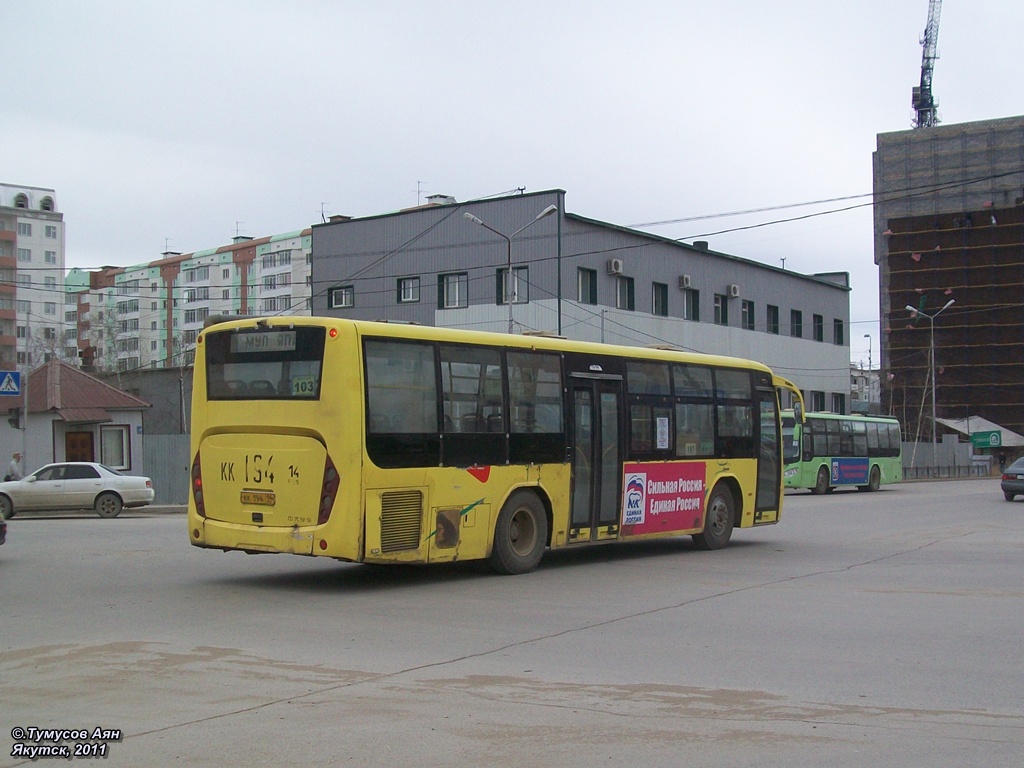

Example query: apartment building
[68,230,312,371]
[0,183,67,370]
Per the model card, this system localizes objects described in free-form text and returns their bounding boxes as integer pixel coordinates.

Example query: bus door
[569,376,624,543]
[754,387,782,522]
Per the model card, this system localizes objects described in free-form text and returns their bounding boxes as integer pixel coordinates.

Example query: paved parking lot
[2,478,1022,767]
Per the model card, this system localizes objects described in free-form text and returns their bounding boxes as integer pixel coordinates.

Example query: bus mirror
[793,402,803,422]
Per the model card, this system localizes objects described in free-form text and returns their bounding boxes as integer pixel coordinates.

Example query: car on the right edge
[1001,457,1024,501]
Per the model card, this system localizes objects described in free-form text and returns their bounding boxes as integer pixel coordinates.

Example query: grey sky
[5,1,1022,367]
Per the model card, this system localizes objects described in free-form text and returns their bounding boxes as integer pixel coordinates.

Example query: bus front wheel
[692,485,735,551]
[812,467,830,495]
[489,490,548,575]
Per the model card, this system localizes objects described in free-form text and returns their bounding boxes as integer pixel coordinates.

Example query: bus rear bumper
[190,516,317,556]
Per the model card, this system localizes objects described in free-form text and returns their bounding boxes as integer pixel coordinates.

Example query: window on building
[398,276,420,303]
[767,304,780,334]
[44,250,57,264]
[44,277,56,289]
[18,223,31,236]
[100,425,130,470]
[438,272,468,309]
[496,266,529,305]
[17,275,30,288]
[791,309,803,338]
[813,313,824,342]
[810,391,826,411]
[17,248,31,262]
[831,393,846,414]
[44,302,56,315]
[222,269,230,279]
[16,326,25,338]
[681,288,699,321]
[222,289,230,300]
[577,268,597,305]
[714,294,728,326]
[616,276,635,311]
[328,285,354,309]
[833,318,844,345]
[44,225,57,238]
[652,282,668,317]
[741,299,755,330]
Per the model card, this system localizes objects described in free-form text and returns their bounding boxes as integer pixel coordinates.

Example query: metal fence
[902,464,993,480]
[142,434,191,505]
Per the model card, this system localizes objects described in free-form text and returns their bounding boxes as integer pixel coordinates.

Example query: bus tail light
[319,453,340,525]
[191,453,206,518]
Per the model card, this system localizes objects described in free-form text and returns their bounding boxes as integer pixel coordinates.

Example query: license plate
[240,491,276,506]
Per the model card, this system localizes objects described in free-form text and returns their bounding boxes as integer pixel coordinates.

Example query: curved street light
[464,205,558,333]
[906,299,954,446]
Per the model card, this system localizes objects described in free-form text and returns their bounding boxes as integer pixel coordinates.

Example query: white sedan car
[0,462,155,519]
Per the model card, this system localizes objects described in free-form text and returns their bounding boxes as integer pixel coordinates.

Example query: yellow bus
[187,317,804,574]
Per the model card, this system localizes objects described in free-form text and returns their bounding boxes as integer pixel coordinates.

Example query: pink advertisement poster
[621,462,707,535]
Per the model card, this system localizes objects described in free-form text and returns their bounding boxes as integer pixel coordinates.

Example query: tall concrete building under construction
[873,115,1024,444]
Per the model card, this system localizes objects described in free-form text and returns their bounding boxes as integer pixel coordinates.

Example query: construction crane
[912,0,942,128]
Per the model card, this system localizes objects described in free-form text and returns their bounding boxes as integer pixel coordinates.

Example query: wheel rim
[98,496,119,516]
[509,507,538,557]
[707,496,729,536]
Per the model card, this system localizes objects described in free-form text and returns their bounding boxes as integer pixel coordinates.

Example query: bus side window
[365,340,438,434]
[507,352,563,434]
[866,422,880,456]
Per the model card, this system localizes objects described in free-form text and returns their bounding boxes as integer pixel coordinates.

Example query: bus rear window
[204,326,326,400]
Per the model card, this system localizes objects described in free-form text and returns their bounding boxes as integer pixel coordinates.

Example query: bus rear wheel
[489,490,548,575]
[692,485,735,551]
[858,466,881,492]
[812,467,830,495]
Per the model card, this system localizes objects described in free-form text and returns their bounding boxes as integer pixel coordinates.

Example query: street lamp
[464,205,558,333]
[906,299,954,446]
[863,333,872,370]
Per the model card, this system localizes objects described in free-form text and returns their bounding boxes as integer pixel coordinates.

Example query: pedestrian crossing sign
[0,371,21,396]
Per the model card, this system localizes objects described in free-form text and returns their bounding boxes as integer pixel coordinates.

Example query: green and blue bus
[782,411,902,494]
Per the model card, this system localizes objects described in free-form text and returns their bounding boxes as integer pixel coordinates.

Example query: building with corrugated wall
[312,190,852,410]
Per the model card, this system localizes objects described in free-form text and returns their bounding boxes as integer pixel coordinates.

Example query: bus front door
[570,380,623,543]
[755,388,782,522]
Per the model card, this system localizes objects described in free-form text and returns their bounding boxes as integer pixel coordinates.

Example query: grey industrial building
[311,190,852,410]
[873,115,1024,442]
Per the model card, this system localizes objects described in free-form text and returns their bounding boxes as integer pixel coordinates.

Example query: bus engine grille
[380,491,423,553]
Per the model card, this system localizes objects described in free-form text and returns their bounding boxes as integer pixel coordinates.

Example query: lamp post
[863,333,872,371]
[464,204,558,333]
[906,299,954,446]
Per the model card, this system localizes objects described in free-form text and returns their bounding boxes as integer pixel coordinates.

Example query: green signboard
[970,430,1002,449]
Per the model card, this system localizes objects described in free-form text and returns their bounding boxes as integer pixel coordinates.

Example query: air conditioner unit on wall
[607,258,624,275]
[679,274,691,289]
[729,284,740,298]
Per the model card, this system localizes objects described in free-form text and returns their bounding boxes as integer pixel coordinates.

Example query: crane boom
[912,0,942,128]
